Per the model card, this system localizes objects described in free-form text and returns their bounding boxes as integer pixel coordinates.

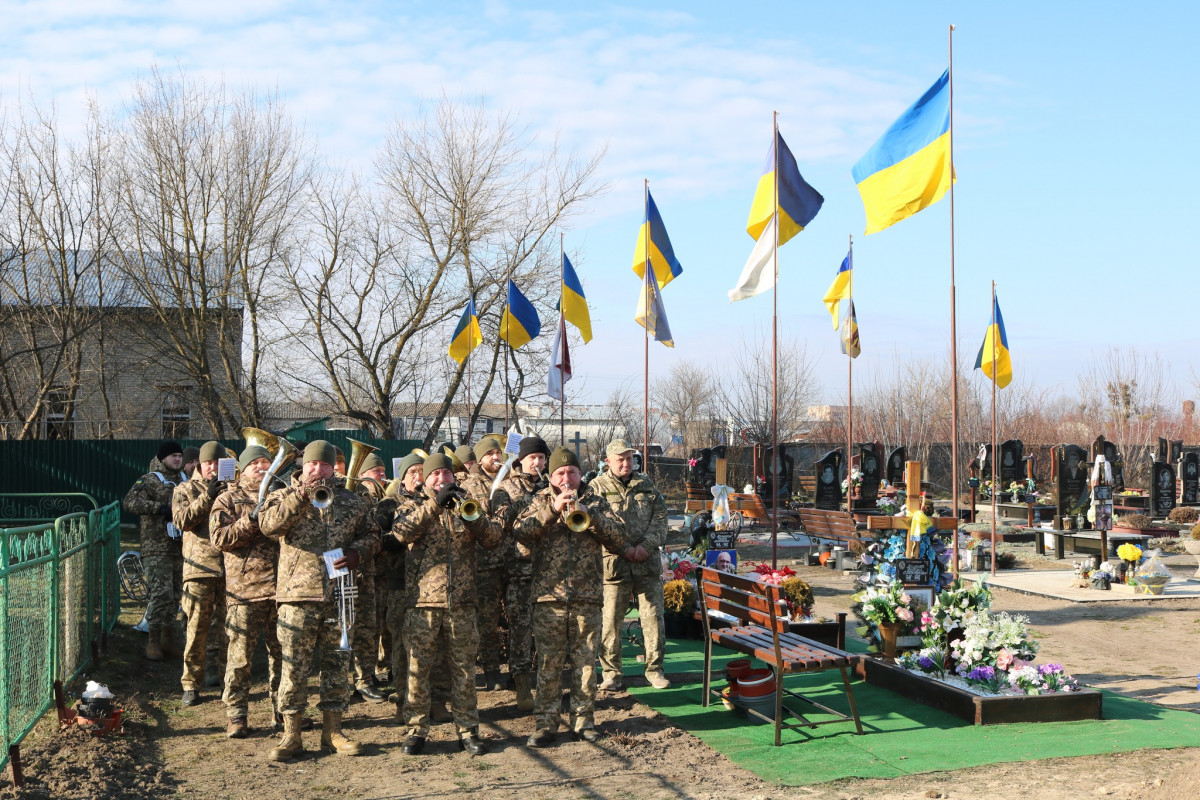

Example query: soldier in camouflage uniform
[388,452,502,756]
[490,435,550,711]
[512,447,625,747]
[123,441,186,661]
[209,445,283,739]
[348,452,387,703]
[458,435,508,691]
[356,454,394,686]
[379,453,420,707]
[172,441,230,706]
[594,439,672,691]
[258,440,379,761]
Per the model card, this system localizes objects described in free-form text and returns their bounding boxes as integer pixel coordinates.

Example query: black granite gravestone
[1091,435,1125,494]
[1056,444,1090,520]
[886,446,907,486]
[1151,461,1177,516]
[1179,452,1199,505]
[760,445,794,509]
[999,440,1024,484]
[814,449,843,511]
[1171,440,1184,464]
[857,443,881,509]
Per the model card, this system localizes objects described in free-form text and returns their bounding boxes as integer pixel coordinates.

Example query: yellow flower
[1116,543,1142,562]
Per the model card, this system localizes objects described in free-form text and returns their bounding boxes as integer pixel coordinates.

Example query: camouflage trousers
[222,601,282,720]
[374,575,391,679]
[600,575,666,681]
[180,577,227,690]
[404,605,479,736]
[532,601,601,734]
[476,568,508,672]
[505,563,535,674]
[276,600,351,714]
[142,554,183,630]
[383,591,408,690]
[350,570,379,689]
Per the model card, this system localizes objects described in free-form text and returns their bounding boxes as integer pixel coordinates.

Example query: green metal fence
[1,494,121,774]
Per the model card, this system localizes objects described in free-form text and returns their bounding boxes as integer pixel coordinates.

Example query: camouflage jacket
[379,487,420,592]
[388,485,503,610]
[353,479,388,577]
[459,463,508,572]
[122,457,184,558]
[492,469,546,563]
[512,486,625,605]
[258,473,380,604]
[589,471,669,583]
[209,477,278,605]
[172,476,226,582]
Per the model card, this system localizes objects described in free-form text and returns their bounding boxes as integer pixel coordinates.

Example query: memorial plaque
[895,558,931,585]
[1151,461,1177,516]
[709,530,738,551]
[886,446,907,486]
[1056,444,1090,518]
[761,445,794,509]
[814,449,843,511]
[857,443,881,509]
[999,440,1024,484]
[1182,453,1200,505]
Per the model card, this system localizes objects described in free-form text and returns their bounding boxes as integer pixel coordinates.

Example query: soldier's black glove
[436,485,466,508]
[158,504,172,519]
[207,479,224,500]
[374,498,398,531]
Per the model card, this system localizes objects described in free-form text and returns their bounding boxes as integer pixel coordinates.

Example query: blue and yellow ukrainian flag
[841,300,861,359]
[561,254,592,343]
[448,295,482,365]
[746,130,824,247]
[821,252,852,329]
[974,295,1012,389]
[632,191,682,289]
[852,70,953,235]
[499,280,541,349]
[635,262,674,348]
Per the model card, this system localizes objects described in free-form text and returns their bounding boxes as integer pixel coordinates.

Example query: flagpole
[990,281,998,577]
[771,111,780,569]
[948,23,960,578]
[643,179,650,472]
[846,234,854,516]
[503,290,511,433]
[560,233,566,448]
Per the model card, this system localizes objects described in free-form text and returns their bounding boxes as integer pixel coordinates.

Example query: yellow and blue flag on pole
[448,295,482,365]
[841,300,861,359]
[746,130,824,247]
[561,254,592,343]
[975,295,1012,388]
[821,251,852,329]
[499,279,541,349]
[852,70,953,235]
[632,191,682,289]
[635,260,674,347]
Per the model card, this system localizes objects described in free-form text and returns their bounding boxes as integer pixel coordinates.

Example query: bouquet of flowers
[841,469,862,493]
[876,496,902,516]
[917,578,992,649]
[853,581,921,633]
[951,610,1039,677]
[1007,663,1079,694]
[778,576,814,619]
[1116,543,1143,564]
[749,562,795,585]
[661,551,696,582]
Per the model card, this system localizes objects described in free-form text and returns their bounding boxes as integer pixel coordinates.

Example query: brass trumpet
[311,478,335,510]
[451,496,481,522]
[565,500,591,532]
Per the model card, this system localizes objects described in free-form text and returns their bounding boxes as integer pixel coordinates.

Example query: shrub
[779,576,814,617]
[1191,522,1200,540]
[1117,514,1152,529]
[1168,506,1199,524]
[663,579,696,613]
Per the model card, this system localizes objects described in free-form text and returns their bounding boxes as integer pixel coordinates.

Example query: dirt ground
[5,534,1200,800]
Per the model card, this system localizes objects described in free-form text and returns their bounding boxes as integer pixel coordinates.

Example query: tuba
[243,427,299,517]
[443,445,466,473]
[344,438,379,492]
[117,551,148,602]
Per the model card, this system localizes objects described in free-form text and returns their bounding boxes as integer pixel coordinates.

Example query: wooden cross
[569,431,587,457]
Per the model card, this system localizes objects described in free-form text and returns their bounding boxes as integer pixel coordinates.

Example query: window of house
[161,387,192,439]
[44,387,73,440]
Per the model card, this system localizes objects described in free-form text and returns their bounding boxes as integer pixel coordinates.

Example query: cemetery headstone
[857,443,881,509]
[1056,444,1090,521]
[1171,440,1184,464]
[1180,452,1199,505]
[886,446,907,486]
[1092,436,1125,494]
[1151,461,1177,516]
[999,439,1024,484]
[760,445,794,508]
[689,447,717,488]
[974,442,993,476]
[814,449,843,511]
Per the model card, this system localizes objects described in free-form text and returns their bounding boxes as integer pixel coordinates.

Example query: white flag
[548,315,572,400]
[728,216,776,302]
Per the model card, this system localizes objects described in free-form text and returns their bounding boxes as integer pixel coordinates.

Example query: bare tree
[712,329,819,445]
[652,361,718,456]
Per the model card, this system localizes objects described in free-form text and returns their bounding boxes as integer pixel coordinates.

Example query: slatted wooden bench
[697,566,864,745]
[795,507,868,550]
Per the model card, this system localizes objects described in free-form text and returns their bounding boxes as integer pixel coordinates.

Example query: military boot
[160,627,182,659]
[145,627,163,661]
[513,672,534,712]
[320,710,363,756]
[269,713,304,762]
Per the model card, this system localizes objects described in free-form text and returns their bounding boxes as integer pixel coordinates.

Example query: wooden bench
[697,566,864,745]
[795,507,867,548]
[797,476,817,497]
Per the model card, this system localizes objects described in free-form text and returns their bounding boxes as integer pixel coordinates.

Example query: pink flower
[900,594,912,605]
[995,649,1014,670]
[896,607,914,622]
[688,458,698,467]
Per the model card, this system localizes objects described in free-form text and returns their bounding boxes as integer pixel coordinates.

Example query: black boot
[459,727,487,756]
[526,730,557,748]
[401,735,426,755]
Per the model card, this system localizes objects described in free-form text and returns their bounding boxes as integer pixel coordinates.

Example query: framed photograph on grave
[705,549,737,574]
[906,586,936,615]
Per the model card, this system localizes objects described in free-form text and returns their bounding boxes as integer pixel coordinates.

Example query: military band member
[123,441,186,662]
[349,452,388,704]
[459,435,508,692]
[172,441,230,706]
[356,453,395,690]
[379,452,423,708]
[209,445,284,739]
[258,440,379,761]
[389,453,502,756]
[513,447,625,747]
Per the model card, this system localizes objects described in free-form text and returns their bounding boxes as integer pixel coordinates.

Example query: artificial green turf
[622,638,1200,785]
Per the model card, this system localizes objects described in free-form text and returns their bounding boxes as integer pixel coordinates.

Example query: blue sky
[4,1,1197,406]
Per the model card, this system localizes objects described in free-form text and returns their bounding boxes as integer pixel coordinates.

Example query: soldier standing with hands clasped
[258,440,379,762]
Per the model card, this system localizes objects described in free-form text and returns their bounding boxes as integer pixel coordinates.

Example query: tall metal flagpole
[771,112,780,569]
[949,23,960,577]
[559,233,566,447]
[990,281,998,577]
[846,234,854,515]
[643,179,650,471]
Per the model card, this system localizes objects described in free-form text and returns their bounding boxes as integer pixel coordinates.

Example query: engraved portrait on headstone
[814,449,843,511]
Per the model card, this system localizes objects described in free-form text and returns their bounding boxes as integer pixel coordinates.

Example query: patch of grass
[471,761,496,771]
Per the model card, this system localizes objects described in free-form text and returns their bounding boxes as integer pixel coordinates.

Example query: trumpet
[311,478,335,510]
[565,500,591,532]
[333,570,357,651]
[450,496,481,522]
